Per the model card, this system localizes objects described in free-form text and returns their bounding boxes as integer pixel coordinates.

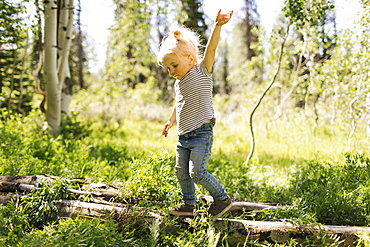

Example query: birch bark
[58,0,74,114]
[44,0,60,133]
[43,0,74,133]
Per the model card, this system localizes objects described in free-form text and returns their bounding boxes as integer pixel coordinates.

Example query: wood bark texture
[43,0,75,132]
[44,0,61,132]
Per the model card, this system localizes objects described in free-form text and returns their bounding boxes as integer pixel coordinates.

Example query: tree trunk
[76,0,85,89]
[44,0,61,133]
[44,0,74,133]
[58,0,74,114]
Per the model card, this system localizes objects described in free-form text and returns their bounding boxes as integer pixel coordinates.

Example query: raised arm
[203,10,233,73]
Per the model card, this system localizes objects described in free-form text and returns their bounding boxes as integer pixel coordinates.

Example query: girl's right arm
[162,105,176,137]
[203,10,233,73]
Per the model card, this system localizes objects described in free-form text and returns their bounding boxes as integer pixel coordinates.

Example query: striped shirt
[175,62,215,135]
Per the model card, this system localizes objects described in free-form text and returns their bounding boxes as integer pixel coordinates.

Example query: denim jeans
[175,123,228,206]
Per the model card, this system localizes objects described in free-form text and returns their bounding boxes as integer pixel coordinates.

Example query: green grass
[1,92,369,246]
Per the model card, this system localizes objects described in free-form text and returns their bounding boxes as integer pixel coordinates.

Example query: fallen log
[54,199,366,246]
[0,181,35,192]
[67,189,119,200]
[0,175,120,202]
[0,177,274,213]
[0,175,115,187]
[0,175,367,246]
[0,192,14,204]
[216,218,370,235]
[57,200,130,217]
[0,175,52,185]
[213,218,369,246]
[198,194,277,212]
[53,199,370,237]
[230,201,276,212]
[56,200,161,219]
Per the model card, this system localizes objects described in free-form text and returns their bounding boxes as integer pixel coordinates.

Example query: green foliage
[0,111,131,179]
[0,180,75,246]
[207,154,260,202]
[356,231,370,247]
[290,153,370,226]
[121,150,180,208]
[21,179,75,228]
[2,101,370,245]
[105,0,155,89]
[0,0,34,116]
[58,111,92,140]
[22,218,125,247]
[2,0,370,245]
[283,0,335,27]
[251,202,318,225]
[178,0,208,45]
[0,201,31,246]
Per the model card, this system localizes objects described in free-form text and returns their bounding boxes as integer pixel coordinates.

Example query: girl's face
[161,53,195,80]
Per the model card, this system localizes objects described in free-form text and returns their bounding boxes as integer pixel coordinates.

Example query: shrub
[21,179,76,228]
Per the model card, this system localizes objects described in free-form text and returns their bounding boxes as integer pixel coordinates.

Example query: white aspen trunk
[61,69,73,114]
[57,0,68,70]
[44,0,60,133]
[58,0,74,114]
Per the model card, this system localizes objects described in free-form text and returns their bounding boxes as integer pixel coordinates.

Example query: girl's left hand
[215,10,233,26]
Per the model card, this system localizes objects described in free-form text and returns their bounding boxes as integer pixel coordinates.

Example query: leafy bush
[156,213,228,247]
[0,112,131,180]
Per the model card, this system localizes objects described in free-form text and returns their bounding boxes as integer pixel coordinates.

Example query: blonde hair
[157,25,202,66]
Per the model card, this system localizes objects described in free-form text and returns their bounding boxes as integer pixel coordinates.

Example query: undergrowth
[1,108,370,246]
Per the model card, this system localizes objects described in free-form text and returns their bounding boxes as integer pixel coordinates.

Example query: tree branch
[246,23,291,165]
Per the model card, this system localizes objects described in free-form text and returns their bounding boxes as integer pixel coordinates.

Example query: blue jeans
[175,123,228,206]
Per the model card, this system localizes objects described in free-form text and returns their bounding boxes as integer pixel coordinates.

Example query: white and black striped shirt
[175,62,215,135]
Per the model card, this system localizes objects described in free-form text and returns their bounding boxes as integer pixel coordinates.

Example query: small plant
[160,213,223,247]
[149,218,161,247]
[20,179,75,229]
[120,150,180,208]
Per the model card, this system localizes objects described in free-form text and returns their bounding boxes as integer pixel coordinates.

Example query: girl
[157,10,233,218]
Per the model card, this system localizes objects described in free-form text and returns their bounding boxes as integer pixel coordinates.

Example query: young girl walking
[157,10,233,218]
